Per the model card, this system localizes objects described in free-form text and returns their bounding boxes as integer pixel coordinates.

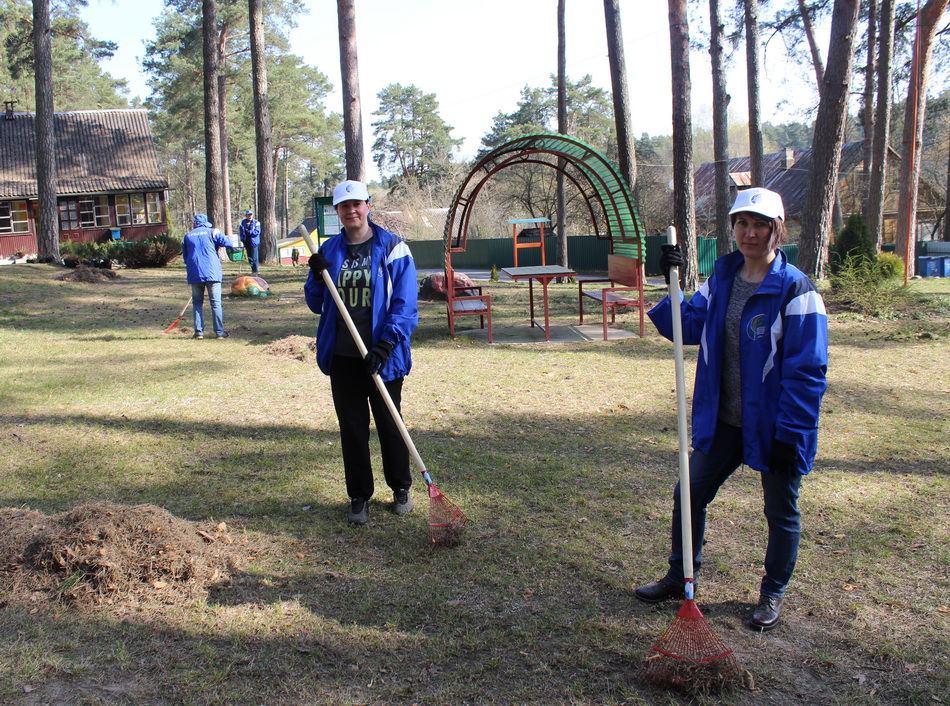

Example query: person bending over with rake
[304,180,419,525]
[636,188,828,631]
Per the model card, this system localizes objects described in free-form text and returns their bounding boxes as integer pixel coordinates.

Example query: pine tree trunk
[32,0,58,262]
[337,0,365,181]
[202,0,223,227]
[249,0,276,263]
[866,0,894,249]
[605,0,637,190]
[798,0,861,279]
[218,72,232,237]
[709,0,732,257]
[896,0,949,273]
[861,0,877,225]
[669,0,698,290]
[798,0,826,86]
[944,130,950,240]
[556,0,568,271]
[744,0,764,186]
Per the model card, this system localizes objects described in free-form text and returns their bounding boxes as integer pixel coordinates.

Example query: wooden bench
[578,253,645,339]
[445,262,493,343]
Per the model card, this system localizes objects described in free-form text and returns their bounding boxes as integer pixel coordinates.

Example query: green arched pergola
[443,133,645,258]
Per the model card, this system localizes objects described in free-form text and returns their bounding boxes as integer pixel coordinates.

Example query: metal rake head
[427,483,467,547]
[641,599,744,695]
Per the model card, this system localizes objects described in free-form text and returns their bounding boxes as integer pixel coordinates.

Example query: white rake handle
[666,226,694,591]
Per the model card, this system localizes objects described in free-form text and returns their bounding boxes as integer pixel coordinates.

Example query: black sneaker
[392,488,413,515]
[216,331,230,339]
[347,498,368,525]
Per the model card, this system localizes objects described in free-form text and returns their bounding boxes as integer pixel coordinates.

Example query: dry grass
[0,261,947,704]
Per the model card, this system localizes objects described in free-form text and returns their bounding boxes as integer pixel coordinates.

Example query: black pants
[329,355,412,500]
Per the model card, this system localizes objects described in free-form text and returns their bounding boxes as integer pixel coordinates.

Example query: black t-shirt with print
[335,239,373,357]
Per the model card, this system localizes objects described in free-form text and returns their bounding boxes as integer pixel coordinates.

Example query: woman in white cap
[304,180,418,525]
[635,187,828,632]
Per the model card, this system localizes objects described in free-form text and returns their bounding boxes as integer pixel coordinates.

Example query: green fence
[410,235,800,276]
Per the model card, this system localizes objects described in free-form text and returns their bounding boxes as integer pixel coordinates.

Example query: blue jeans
[665,420,802,598]
[246,245,259,274]
[191,281,224,336]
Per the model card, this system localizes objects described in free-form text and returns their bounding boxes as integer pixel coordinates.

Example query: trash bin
[110,229,122,240]
[917,256,940,277]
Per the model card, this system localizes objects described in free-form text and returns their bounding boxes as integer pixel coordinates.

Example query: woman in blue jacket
[181,214,233,339]
[635,188,828,632]
[304,180,418,526]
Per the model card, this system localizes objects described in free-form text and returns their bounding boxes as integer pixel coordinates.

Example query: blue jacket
[304,222,418,382]
[648,249,828,475]
[239,218,261,248]
[182,216,232,284]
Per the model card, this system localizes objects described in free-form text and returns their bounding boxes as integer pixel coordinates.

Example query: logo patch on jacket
[746,313,767,340]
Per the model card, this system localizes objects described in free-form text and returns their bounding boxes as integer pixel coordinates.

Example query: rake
[162,299,191,334]
[642,226,743,695]
[302,229,466,547]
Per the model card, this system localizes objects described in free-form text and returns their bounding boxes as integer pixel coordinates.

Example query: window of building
[78,196,111,227]
[0,200,30,234]
[130,194,146,224]
[116,193,163,226]
[115,195,131,226]
[146,193,161,223]
[58,200,80,231]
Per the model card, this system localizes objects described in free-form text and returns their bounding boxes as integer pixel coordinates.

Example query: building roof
[0,109,167,199]
[764,141,866,216]
[694,142,869,220]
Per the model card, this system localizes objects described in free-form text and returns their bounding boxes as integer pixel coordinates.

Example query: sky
[79,0,826,179]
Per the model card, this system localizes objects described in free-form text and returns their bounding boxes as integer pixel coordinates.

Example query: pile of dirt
[57,266,121,283]
[261,335,315,361]
[0,502,243,606]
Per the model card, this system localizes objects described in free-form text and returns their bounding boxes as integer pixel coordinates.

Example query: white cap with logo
[729,187,785,221]
[332,180,370,206]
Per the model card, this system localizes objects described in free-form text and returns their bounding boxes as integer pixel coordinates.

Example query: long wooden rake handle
[317,261,434,486]
[666,226,695,597]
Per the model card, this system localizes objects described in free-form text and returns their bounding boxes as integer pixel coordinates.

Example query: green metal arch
[444,133,645,260]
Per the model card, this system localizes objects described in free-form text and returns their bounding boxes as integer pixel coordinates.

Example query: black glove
[308,250,331,275]
[769,439,798,475]
[364,339,394,375]
[659,244,685,285]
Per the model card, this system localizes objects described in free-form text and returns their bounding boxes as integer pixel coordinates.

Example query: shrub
[830,212,875,275]
[111,233,181,268]
[60,241,111,268]
[875,251,904,280]
[829,252,904,316]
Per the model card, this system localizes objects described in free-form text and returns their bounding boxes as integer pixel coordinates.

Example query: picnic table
[501,265,576,341]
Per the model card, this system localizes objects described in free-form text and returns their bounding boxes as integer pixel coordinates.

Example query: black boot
[749,595,783,631]
[634,577,687,604]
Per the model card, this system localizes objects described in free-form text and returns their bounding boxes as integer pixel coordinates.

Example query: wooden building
[0,107,169,258]
[693,142,941,245]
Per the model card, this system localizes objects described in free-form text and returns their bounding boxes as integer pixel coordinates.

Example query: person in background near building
[304,180,418,526]
[239,209,262,274]
[181,214,233,340]
[291,246,300,267]
[635,187,828,632]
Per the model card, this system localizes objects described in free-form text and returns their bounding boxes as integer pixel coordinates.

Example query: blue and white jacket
[648,249,828,475]
[182,215,232,284]
[239,218,261,248]
[304,222,418,382]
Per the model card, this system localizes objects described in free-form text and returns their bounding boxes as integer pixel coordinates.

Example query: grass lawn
[0,260,948,705]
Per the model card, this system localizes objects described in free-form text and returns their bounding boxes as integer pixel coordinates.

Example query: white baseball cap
[729,187,785,221]
[332,180,370,206]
